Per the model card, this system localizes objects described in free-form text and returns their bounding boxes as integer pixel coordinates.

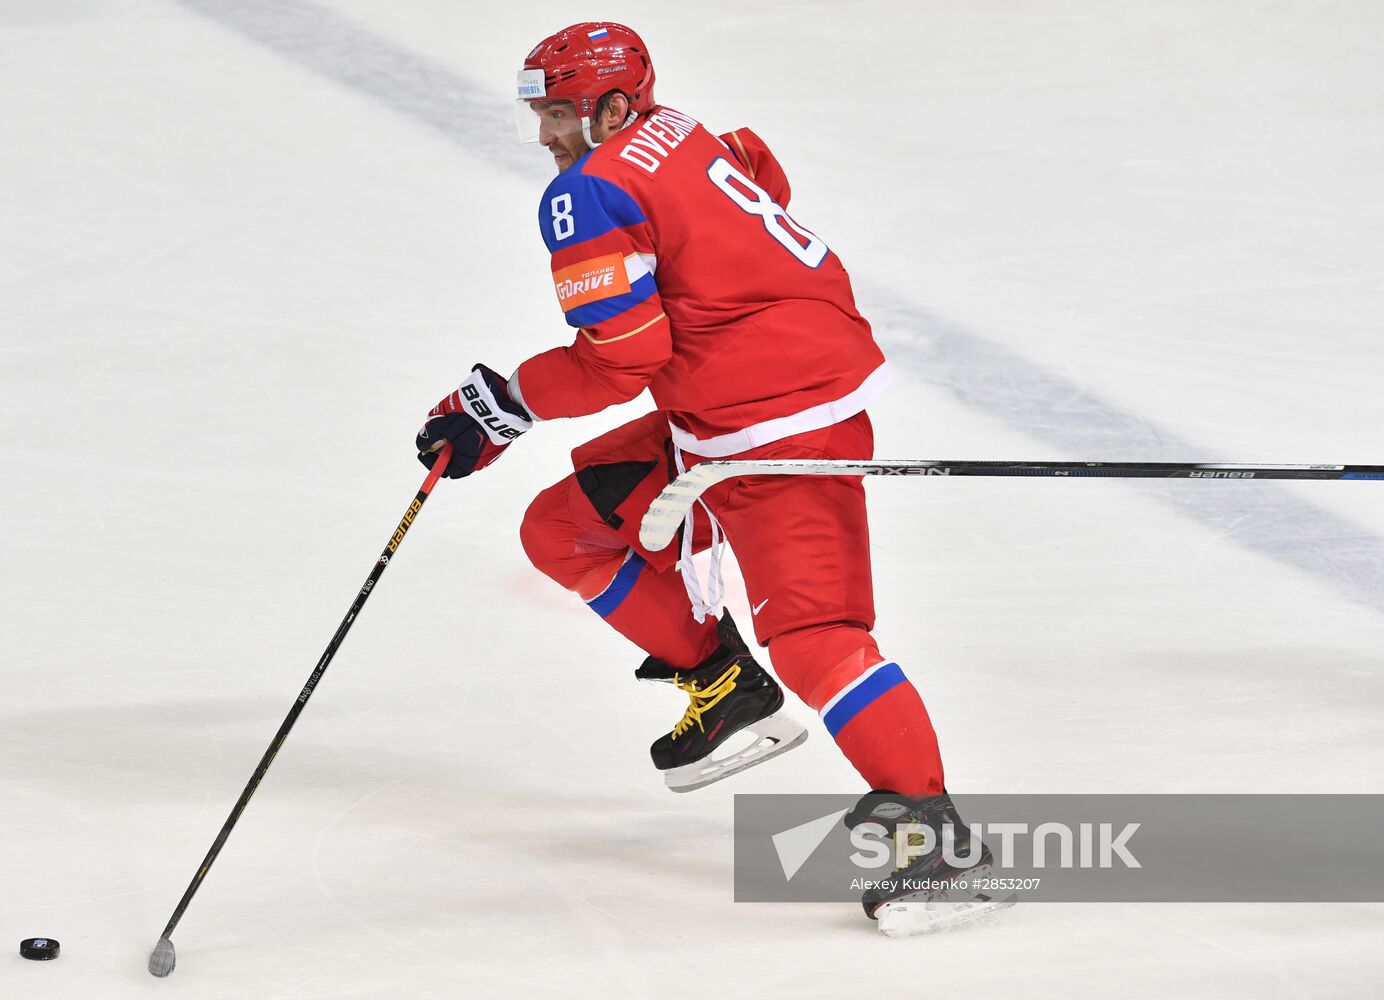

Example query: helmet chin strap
[581,109,640,149]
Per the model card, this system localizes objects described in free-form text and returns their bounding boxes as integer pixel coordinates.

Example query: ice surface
[2,1,1381,997]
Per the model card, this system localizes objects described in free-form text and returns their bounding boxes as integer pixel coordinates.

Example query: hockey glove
[416,364,534,478]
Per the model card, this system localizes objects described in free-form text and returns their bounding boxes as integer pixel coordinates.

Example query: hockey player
[415,22,1002,929]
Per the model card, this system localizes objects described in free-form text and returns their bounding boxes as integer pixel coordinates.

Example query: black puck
[20,938,60,961]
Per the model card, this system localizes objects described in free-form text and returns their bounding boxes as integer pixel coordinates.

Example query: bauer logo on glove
[459,382,526,440]
[416,364,535,479]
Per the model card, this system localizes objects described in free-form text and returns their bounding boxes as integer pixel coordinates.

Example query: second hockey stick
[638,459,1384,551]
[147,442,453,978]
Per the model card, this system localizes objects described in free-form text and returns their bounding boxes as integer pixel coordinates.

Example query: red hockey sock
[582,551,719,667]
[522,477,718,669]
[827,679,945,795]
[769,623,945,795]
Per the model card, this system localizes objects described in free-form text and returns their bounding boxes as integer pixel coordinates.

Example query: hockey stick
[147,443,454,979]
[638,459,1384,551]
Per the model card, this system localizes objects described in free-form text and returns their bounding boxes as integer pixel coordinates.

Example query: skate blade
[876,893,1017,937]
[663,712,808,793]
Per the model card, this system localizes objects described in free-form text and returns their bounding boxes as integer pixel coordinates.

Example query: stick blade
[637,460,879,551]
[638,463,740,551]
[148,937,176,978]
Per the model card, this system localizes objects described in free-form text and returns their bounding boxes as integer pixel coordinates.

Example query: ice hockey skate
[636,612,807,792]
[845,790,1016,936]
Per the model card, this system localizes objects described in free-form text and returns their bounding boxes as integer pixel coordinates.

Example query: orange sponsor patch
[552,253,631,310]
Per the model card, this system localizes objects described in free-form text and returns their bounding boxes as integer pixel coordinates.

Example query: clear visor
[515,99,587,144]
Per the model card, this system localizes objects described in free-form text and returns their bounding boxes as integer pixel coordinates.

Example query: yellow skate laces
[897,831,927,873]
[670,663,741,739]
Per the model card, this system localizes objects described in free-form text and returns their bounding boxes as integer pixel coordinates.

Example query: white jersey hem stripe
[668,362,891,458]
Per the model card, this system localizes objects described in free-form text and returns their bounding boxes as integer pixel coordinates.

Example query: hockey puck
[20,938,60,961]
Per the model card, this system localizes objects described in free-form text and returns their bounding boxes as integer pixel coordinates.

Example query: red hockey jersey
[513,106,888,456]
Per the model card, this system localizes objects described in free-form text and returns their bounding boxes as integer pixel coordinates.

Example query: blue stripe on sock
[822,662,907,738]
[586,554,647,618]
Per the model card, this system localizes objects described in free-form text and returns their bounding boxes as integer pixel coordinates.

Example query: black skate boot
[635,612,807,792]
[845,789,1015,935]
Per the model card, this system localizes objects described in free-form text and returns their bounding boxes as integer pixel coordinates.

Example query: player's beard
[548,134,591,173]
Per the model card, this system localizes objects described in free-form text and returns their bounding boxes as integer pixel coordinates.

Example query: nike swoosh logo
[752,598,770,616]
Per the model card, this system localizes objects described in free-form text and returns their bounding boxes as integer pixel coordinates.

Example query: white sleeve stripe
[624,252,657,282]
[506,369,543,423]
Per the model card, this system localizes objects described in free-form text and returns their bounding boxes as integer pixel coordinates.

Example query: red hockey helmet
[515,22,655,144]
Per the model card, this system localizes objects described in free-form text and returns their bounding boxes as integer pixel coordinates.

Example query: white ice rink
[3,1,1382,996]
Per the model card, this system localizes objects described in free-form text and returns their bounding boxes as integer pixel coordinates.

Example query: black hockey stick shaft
[153,444,453,945]
[639,459,1384,550]
[848,461,1384,479]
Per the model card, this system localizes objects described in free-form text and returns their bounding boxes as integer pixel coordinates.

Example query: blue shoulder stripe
[539,160,648,253]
